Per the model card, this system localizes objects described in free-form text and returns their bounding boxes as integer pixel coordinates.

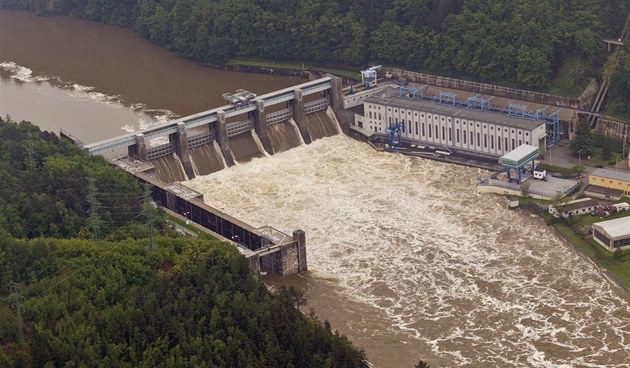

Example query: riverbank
[355,133,630,291]
[225,58,362,81]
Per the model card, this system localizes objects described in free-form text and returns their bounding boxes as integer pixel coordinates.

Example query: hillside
[1,0,628,91]
[0,237,368,367]
[0,118,369,367]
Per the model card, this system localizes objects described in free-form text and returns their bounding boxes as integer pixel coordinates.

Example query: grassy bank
[228,58,362,81]
[548,57,597,98]
[538,209,630,289]
[164,212,214,239]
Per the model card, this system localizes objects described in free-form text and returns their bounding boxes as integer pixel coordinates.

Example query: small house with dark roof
[548,198,600,218]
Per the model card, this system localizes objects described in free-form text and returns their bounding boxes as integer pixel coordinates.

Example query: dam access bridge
[83,76,344,276]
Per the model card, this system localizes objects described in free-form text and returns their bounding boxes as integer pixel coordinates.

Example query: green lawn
[164,212,215,239]
[552,212,630,288]
[583,147,626,167]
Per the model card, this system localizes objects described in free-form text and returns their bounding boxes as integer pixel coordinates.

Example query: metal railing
[147,142,175,160]
[266,108,293,124]
[226,120,254,137]
[305,97,329,114]
[188,130,215,148]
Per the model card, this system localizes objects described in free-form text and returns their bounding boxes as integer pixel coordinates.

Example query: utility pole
[142,183,156,249]
[25,132,36,170]
[86,177,102,242]
[10,282,25,345]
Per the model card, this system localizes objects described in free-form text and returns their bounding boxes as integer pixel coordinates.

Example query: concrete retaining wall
[383,67,583,110]
[595,118,630,143]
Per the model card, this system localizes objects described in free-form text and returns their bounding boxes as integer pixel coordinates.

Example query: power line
[25,132,36,171]
[10,282,25,345]
[142,183,157,249]
[86,177,103,242]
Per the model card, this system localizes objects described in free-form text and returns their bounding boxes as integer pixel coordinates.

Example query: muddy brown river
[2,9,629,367]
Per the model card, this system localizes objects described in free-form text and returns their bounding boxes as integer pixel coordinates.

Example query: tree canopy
[0,237,369,367]
[570,119,595,157]
[0,119,371,367]
[1,0,627,89]
[0,118,151,240]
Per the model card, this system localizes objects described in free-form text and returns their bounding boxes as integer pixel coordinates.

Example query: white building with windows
[358,86,547,158]
[592,216,630,252]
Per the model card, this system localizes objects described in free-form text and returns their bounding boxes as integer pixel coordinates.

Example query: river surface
[3,9,630,368]
[0,10,299,142]
[187,136,630,367]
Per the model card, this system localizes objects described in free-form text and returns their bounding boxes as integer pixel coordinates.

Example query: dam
[79,72,630,366]
[85,76,345,275]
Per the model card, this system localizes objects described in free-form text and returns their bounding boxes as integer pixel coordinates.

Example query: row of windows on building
[594,229,610,245]
[591,177,630,188]
[368,118,530,151]
[614,237,630,248]
[594,229,630,249]
[367,109,531,134]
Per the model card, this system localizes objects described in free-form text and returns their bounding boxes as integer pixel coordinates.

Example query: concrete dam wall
[114,78,343,184]
[84,77,345,276]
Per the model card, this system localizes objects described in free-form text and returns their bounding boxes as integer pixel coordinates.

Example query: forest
[1,0,628,92]
[0,118,370,367]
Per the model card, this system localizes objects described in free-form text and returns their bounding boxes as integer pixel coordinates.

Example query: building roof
[590,168,630,182]
[500,144,539,167]
[364,86,545,131]
[593,216,630,238]
[583,184,624,196]
[557,198,600,212]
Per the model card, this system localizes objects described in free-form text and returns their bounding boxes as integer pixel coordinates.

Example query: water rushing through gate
[186,135,630,367]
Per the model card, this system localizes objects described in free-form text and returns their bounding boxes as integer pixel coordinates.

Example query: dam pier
[85,76,344,276]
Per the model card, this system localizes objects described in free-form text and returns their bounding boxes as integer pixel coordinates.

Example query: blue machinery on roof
[397,85,563,147]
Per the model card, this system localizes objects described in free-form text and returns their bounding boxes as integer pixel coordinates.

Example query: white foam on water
[186,135,630,367]
[2,61,177,136]
[0,61,39,82]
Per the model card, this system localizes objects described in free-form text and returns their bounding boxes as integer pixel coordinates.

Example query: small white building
[548,198,600,218]
[592,216,630,252]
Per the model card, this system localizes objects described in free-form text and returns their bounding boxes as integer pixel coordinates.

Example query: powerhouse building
[359,86,547,158]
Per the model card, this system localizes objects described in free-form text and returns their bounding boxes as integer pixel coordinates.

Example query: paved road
[542,140,629,174]
[541,139,629,198]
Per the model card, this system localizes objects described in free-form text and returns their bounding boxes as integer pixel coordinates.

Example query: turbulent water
[187,135,630,367]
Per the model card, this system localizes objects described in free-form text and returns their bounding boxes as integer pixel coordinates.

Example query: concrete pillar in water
[325,73,350,133]
[172,122,195,179]
[327,74,344,113]
[253,99,273,155]
[129,133,148,160]
[292,88,312,144]
[293,229,307,272]
[215,110,236,167]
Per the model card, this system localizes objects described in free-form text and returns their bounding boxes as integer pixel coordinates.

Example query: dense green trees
[0,237,369,367]
[0,118,148,239]
[0,119,371,367]
[571,119,595,157]
[1,0,627,89]
[607,50,630,117]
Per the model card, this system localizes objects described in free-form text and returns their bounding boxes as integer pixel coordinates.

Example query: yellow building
[588,168,630,197]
